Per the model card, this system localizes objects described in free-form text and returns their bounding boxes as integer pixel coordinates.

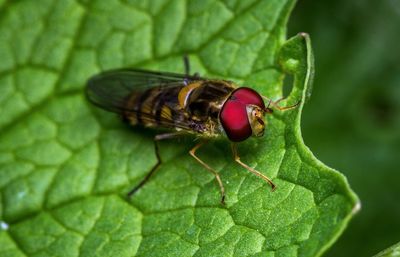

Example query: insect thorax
[181,80,236,136]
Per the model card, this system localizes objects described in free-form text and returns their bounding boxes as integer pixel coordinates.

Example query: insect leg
[262,95,301,111]
[231,143,276,191]
[127,132,183,198]
[183,55,190,77]
[189,141,226,205]
[183,55,200,79]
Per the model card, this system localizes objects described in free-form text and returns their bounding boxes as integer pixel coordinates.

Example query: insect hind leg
[189,141,226,205]
[183,55,191,77]
[126,132,182,198]
[183,55,200,80]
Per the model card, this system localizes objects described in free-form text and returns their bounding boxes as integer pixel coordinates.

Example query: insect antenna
[264,99,273,114]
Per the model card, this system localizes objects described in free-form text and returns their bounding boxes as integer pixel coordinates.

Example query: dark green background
[290,0,400,256]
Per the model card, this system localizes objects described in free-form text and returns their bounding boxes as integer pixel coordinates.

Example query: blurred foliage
[374,241,400,257]
[289,0,400,256]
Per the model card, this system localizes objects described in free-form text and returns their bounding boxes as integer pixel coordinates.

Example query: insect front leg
[127,132,183,198]
[231,143,276,191]
[262,95,301,111]
[189,141,226,205]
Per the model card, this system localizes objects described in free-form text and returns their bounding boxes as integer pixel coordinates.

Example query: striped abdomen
[124,85,183,128]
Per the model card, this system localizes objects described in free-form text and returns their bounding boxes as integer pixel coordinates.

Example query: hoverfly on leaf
[86,57,299,204]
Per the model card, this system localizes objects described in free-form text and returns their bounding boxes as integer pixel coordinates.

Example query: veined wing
[85,68,204,130]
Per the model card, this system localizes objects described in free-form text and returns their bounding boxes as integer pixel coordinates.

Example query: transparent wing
[85,68,203,130]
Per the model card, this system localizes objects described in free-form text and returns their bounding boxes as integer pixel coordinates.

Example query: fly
[85,57,299,205]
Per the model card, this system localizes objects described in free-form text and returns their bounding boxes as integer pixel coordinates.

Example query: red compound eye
[220,87,264,142]
[220,100,251,142]
[231,87,264,109]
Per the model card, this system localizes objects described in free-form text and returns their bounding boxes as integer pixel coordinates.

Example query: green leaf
[0,1,358,257]
[374,242,400,257]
